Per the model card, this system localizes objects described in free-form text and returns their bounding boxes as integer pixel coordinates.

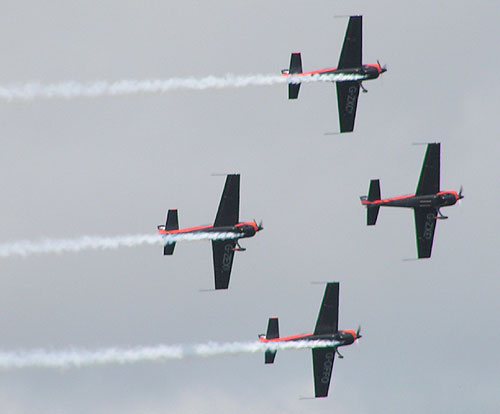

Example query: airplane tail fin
[163,209,179,255]
[285,52,302,99]
[360,180,381,226]
[264,317,279,364]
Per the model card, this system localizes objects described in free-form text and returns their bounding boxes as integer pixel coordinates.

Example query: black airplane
[281,15,386,133]
[361,143,463,258]
[259,282,361,398]
[157,174,263,289]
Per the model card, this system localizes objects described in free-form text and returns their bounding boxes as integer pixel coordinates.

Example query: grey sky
[0,1,499,413]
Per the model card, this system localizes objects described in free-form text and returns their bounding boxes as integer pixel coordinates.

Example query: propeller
[254,219,264,231]
[356,325,362,339]
[377,59,387,73]
[457,185,464,209]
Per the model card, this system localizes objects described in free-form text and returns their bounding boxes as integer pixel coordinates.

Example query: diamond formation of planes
[281,15,387,133]
[259,282,360,398]
[361,143,463,258]
[153,15,463,401]
[157,174,263,290]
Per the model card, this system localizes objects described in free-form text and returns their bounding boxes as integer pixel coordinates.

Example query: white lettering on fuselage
[345,86,358,114]
[423,213,435,240]
[321,352,335,384]
[222,243,233,271]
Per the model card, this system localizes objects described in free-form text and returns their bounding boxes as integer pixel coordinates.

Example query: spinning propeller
[356,326,362,339]
[377,59,387,73]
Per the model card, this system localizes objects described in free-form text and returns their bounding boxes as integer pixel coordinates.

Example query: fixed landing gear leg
[233,241,246,252]
[437,209,448,220]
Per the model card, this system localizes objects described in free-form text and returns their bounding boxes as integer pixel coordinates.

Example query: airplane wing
[416,143,440,196]
[414,207,438,259]
[337,15,362,70]
[312,347,336,398]
[336,82,360,133]
[214,174,240,227]
[212,240,236,289]
[314,282,339,335]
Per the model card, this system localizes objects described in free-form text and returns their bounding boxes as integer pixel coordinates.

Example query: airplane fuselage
[361,190,459,210]
[282,63,384,82]
[259,329,358,348]
[157,221,259,239]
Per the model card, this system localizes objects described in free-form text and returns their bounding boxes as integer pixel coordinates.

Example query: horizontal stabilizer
[289,52,303,74]
[288,83,301,99]
[165,209,179,231]
[366,180,381,226]
[265,350,277,364]
[367,206,380,226]
[162,209,179,255]
[266,317,279,339]
[264,317,279,364]
[163,243,176,256]
[288,52,302,99]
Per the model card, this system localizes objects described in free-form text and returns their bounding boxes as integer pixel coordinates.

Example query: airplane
[360,143,464,259]
[258,282,361,398]
[281,15,387,133]
[157,174,263,289]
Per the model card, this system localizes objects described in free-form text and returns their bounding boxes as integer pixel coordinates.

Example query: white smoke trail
[0,340,340,370]
[0,73,364,102]
[0,232,239,258]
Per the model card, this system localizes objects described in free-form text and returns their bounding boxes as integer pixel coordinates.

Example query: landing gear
[232,241,246,252]
[436,209,448,220]
[336,349,344,359]
[360,83,368,93]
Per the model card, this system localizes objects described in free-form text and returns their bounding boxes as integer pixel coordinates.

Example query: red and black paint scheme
[361,143,464,259]
[157,174,263,290]
[259,282,361,398]
[281,15,386,133]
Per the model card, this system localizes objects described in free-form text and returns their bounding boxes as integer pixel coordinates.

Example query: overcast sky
[0,1,499,413]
